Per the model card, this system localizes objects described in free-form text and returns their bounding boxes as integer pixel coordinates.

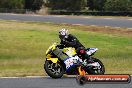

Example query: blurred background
[0,0,132,16]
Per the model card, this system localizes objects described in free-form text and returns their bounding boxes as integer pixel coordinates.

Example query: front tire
[44,60,64,78]
[86,57,105,75]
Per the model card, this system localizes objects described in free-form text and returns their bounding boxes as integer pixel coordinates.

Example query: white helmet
[59,28,69,36]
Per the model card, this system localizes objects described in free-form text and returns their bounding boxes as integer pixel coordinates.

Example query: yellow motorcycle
[44,43,105,78]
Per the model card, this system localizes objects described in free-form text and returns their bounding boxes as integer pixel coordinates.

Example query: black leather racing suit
[59,34,89,60]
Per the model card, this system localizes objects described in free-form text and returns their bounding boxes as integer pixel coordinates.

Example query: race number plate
[64,55,79,69]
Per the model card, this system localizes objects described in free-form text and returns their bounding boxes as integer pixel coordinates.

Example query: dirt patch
[70,24,132,37]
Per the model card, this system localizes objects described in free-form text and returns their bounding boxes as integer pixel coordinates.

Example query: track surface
[0,77,131,88]
[0,13,132,28]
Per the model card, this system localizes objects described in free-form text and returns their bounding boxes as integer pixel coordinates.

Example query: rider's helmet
[59,28,69,38]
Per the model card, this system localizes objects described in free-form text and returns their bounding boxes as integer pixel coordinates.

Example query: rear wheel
[86,57,105,75]
[44,60,64,78]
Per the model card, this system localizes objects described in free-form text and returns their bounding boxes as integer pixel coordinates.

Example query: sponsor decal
[76,74,131,85]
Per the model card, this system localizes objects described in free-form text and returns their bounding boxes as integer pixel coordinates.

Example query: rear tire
[86,57,105,75]
[44,60,64,78]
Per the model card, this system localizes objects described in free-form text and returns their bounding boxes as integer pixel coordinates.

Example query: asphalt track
[0,13,132,28]
[0,76,131,88]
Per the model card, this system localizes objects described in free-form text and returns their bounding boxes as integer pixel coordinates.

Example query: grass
[0,20,132,77]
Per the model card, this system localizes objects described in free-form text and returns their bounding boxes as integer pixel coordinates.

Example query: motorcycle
[44,43,105,78]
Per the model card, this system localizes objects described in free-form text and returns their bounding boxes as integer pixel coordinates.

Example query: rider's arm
[63,34,77,47]
[64,38,77,46]
[57,43,65,49]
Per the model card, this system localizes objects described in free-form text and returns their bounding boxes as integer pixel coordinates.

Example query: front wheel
[44,60,64,78]
[86,57,105,75]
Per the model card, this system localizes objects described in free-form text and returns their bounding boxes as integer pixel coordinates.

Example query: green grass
[0,20,132,77]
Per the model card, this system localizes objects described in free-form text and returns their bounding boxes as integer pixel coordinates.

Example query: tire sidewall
[86,57,105,75]
[44,60,64,78]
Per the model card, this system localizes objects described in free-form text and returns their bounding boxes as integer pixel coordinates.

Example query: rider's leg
[76,47,89,60]
[76,47,93,66]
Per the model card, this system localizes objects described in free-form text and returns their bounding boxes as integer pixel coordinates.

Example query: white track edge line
[0,75,132,79]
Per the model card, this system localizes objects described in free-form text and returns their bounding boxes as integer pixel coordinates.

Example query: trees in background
[87,0,106,11]
[44,0,67,10]
[65,0,87,11]
[0,0,24,9]
[45,0,132,11]
[45,0,87,11]
[0,0,44,12]
[104,0,132,11]
[87,0,132,11]
[0,0,132,12]
[25,0,44,11]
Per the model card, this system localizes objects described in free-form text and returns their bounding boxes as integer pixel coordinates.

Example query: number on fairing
[64,56,80,69]
[64,58,74,69]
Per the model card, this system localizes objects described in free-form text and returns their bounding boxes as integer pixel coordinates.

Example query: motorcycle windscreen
[64,56,79,73]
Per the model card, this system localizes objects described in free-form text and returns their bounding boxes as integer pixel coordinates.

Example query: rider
[58,28,91,65]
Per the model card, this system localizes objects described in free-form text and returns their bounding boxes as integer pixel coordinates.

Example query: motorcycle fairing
[86,48,98,56]
[87,62,101,69]
[47,58,58,63]
[63,47,77,57]
[46,43,56,55]
[64,55,80,72]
